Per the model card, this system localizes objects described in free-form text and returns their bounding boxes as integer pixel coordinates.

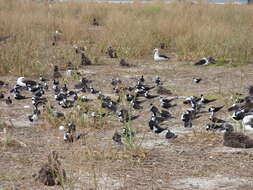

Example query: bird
[17,77,37,87]
[165,129,177,139]
[92,17,99,26]
[144,91,158,99]
[223,123,253,148]
[53,66,62,79]
[153,48,169,61]
[119,59,130,67]
[199,94,216,104]
[5,96,12,105]
[183,96,200,104]
[194,56,216,66]
[154,76,162,86]
[149,117,168,134]
[208,105,224,113]
[181,111,193,128]
[28,110,39,122]
[205,123,224,131]
[112,131,122,144]
[242,115,253,132]
[39,74,48,82]
[192,77,202,84]
[13,92,28,100]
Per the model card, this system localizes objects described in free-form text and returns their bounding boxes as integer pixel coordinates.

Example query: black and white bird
[165,130,177,139]
[28,109,40,122]
[14,92,28,100]
[144,91,158,99]
[192,77,202,84]
[148,117,168,134]
[199,94,216,104]
[181,110,193,128]
[153,48,169,61]
[208,105,224,113]
[17,77,37,87]
[194,56,216,66]
[39,74,48,82]
[154,76,162,86]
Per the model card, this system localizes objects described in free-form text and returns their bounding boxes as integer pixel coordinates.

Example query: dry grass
[1,0,253,76]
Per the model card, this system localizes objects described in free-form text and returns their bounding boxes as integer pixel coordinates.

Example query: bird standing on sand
[153,48,169,61]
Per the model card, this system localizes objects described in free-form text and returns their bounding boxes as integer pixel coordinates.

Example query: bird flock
[0,42,253,149]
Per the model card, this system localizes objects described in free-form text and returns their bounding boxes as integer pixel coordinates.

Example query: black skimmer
[194,56,216,66]
[153,48,169,61]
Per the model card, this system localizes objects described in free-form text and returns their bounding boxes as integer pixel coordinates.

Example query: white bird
[153,48,169,61]
[242,115,253,132]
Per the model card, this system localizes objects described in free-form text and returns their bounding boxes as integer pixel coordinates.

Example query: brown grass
[1,0,253,76]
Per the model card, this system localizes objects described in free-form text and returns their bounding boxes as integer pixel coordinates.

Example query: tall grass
[1,0,253,75]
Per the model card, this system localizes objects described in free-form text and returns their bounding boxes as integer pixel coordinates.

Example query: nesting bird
[223,123,253,148]
[194,56,216,66]
[153,48,169,61]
